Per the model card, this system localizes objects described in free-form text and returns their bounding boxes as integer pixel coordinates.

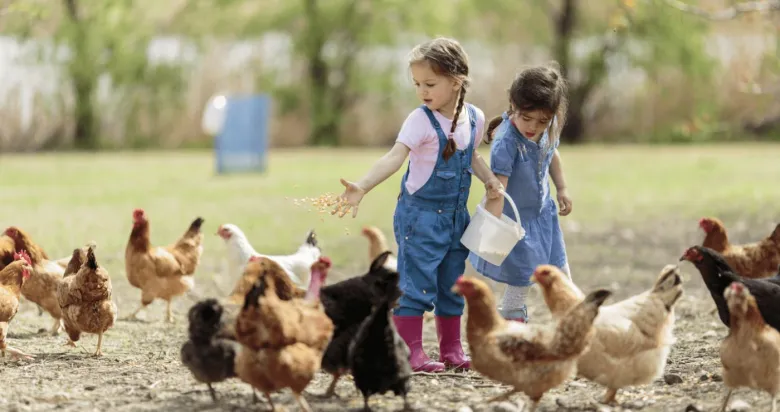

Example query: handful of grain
[290,192,354,219]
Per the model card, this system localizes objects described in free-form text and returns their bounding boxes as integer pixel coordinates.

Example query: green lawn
[0,143,778,273]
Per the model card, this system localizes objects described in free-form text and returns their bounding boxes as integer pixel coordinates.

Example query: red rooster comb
[730,282,744,294]
[13,250,32,266]
[317,256,332,269]
[248,255,261,263]
[133,209,145,219]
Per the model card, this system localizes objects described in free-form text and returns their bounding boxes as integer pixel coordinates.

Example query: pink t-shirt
[396,105,486,194]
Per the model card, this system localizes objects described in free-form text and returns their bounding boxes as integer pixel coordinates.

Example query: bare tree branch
[659,0,780,20]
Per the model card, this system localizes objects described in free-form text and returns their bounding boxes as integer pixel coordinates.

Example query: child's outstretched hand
[557,188,573,216]
[485,177,505,200]
[333,178,365,218]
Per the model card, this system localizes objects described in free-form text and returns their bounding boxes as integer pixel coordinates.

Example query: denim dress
[469,112,568,287]
[393,104,477,317]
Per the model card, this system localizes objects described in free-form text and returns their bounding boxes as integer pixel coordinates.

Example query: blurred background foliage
[0,0,778,151]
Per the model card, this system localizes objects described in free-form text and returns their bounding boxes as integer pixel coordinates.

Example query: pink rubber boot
[393,315,445,373]
[435,316,471,370]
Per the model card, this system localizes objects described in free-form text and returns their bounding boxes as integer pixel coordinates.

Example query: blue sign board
[214,94,270,174]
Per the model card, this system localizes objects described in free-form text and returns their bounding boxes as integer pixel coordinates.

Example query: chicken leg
[719,388,733,412]
[294,393,312,412]
[122,303,148,321]
[487,388,518,403]
[324,374,340,397]
[602,388,618,405]
[771,395,777,412]
[2,346,34,360]
[50,318,62,336]
[94,333,104,357]
[166,300,175,323]
[207,383,217,402]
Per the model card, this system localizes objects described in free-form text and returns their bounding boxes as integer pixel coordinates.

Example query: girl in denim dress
[469,62,574,323]
[334,37,504,372]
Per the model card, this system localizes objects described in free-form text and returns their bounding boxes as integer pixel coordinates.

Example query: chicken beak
[529,274,537,284]
[451,284,461,295]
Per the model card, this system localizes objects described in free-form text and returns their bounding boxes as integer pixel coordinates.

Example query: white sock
[500,285,529,319]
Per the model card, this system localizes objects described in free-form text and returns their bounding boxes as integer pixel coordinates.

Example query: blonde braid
[443,88,466,161]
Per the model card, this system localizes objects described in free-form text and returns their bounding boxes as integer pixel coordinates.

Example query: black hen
[681,245,780,331]
[348,293,412,411]
[181,298,238,402]
[319,251,402,397]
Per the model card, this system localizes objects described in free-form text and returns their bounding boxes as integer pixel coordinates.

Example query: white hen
[216,224,321,289]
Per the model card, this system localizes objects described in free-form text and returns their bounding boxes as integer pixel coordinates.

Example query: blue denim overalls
[393,104,477,317]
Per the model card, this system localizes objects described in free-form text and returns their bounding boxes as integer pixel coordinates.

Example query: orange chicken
[57,246,117,356]
[720,282,780,412]
[234,257,334,412]
[534,264,683,405]
[124,209,204,322]
[4,227,67,334]
[700,217,780,279]
[452,275,610,411]
[0,251,34,360]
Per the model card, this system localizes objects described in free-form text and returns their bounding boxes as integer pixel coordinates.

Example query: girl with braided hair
[334,37,503,372]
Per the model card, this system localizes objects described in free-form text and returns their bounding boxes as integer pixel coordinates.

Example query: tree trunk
[303,0,339,146]
[64,0,99,150]
[552,0,587,143]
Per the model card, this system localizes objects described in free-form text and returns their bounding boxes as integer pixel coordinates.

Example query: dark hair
[409,37,470,161]
[485,61,568,148]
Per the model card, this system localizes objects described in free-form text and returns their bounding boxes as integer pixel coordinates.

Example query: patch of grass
[0,143,778,273]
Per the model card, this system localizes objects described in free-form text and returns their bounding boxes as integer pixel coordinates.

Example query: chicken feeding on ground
[534,264,683,405]
[217,223,320,290]
[720,282,780,412]
[234,258,334,412]
[57,246,117,356]
[226,255,306,305]
[680,245,780,331]
[319,251,402,398]
[348,292,411,411]
[0,251,34,360]
[3,226,67,334]
[181,298,239,403]
[452,275,610,411]
[361,226,397,271]
[124,209,204,323]
[699,217,780,279]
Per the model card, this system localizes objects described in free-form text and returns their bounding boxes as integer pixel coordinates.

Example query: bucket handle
[481,190,523,236]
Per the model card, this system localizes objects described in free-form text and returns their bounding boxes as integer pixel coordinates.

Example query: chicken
[234,258,333,351]
[348,294,411,411]
[4,226,67,334]
[234,258,334,412]
[719,282,780,412]
[319,251,402,397]
[681,245,780,331]
[0,251,34,360]
[217,223,320,290]
[226,255,305,305]
[452,275,610,411]
[125,209,204,323]
[534,264,683,405]
[0,228,72,270]
[181,298,239,402]
[0,233,17,268]
[699,217,780,279]
[361,226,397,271]
[57,246,117,356]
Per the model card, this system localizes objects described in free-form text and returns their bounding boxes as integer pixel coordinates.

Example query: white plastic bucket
[461,190,525,266]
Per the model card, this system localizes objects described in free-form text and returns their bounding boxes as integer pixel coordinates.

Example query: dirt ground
[1,213,776,412]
